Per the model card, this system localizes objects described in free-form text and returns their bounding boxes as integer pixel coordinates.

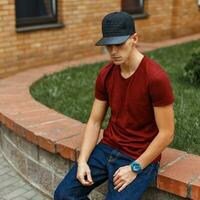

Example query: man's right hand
[76,162,94,186]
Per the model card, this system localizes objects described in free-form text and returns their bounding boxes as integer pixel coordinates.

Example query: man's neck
[120,49,144,76]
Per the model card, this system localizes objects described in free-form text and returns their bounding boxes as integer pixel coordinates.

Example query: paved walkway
[0,150,51,200]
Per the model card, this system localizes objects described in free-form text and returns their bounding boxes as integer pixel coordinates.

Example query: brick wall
[0,0,200,78]
[171,0,200,38]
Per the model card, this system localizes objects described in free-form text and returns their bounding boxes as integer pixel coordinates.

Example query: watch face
[131,162,142,174]
[133,164,140,171]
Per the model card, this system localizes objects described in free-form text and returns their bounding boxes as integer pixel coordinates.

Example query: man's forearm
[135,131,174,169]
[77,119,101,164]
[135,105,174,170]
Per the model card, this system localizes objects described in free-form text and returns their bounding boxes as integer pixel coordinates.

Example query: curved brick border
[1,36,200,199]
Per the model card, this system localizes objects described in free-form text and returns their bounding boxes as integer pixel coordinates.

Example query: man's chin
[112,60,124,65]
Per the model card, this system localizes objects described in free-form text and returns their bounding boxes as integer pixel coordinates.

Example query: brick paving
[0,150,51,200]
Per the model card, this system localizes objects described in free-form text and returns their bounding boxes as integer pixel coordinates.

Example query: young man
[54,11,174,200]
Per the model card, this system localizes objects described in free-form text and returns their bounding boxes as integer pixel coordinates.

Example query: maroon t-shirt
[95,55,174,163]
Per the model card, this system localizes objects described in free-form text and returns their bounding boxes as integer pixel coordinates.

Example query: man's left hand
[113,165,137,192]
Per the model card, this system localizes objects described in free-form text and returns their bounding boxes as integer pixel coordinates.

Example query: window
[15,0,57,28]
[122,0,147,18]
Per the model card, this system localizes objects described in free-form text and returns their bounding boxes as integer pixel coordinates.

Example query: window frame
[15,0,58,28]
[121,0,148,19]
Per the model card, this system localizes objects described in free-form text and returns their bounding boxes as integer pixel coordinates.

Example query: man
[54,11,174,200]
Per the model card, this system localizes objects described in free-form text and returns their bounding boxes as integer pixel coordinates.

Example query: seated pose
[54,11,174,200]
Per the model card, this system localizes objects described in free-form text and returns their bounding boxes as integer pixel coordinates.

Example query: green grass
[30,40,200,155]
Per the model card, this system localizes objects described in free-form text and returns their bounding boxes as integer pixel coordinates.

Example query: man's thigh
[105,151,159,200]
[54,143,108,200]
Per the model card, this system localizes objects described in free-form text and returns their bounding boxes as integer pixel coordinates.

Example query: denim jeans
[54,142,160,200]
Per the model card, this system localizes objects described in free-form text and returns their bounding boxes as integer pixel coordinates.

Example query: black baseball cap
[96,11,135,46]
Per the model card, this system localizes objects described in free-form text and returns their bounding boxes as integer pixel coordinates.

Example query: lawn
[30,40,200,155]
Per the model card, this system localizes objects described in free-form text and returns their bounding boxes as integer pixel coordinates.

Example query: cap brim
[95,35,130,46]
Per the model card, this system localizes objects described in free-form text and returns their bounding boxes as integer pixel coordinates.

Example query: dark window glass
[15,0,57,27]
[122,0,144,14]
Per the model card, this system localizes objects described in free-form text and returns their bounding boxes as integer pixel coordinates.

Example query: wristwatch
[130,161,142,174]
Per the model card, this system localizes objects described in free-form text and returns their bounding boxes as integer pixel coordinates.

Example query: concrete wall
[0,0,200,77]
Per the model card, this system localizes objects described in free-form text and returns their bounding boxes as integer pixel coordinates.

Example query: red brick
[0,90,30,97]
[29,119,84,153]
[160,147,187,170]
[0,101,48,115]
[9,109,65,128]
[57,127,103,161]
[56,133,83,161]
[191,178,200,200]
[1,113,37,142]
[157,154,200,198]
[1,113,15,130]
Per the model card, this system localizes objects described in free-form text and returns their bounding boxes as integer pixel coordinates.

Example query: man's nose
[110,45,118,54]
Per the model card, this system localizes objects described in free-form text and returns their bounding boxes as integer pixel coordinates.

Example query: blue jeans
[54,142,160,200]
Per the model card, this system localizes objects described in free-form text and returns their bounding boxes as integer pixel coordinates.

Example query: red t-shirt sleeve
[149,70,174,107]
[95,72,108,101]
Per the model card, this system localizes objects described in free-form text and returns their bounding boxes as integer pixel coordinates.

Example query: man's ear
[131,33,138,44]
